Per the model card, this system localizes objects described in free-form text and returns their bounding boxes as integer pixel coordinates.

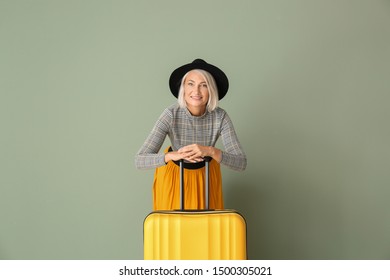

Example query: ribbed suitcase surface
[144,210,247,260]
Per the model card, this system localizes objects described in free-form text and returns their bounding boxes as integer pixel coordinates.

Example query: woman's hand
[164,146,203,163]
[165,145,222,163]
[178,144,222,163]
[164,150,185,163]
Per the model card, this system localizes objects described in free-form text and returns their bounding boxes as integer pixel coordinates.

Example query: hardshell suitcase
[143,158,247,260]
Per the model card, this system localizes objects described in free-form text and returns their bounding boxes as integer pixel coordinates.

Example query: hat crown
[192,58,207,64]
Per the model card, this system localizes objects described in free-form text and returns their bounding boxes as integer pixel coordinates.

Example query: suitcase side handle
[179,157,212,211]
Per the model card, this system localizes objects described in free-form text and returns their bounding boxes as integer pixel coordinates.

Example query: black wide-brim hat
[169,58,229,100]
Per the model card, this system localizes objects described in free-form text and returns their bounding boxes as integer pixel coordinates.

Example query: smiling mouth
[191,96,202,100]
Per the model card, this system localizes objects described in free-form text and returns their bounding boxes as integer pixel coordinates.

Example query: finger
[179,144,198,152]
[184,155,204,162]
[183,157,197,163]
[179,151,193,159]
[178,146,190,153]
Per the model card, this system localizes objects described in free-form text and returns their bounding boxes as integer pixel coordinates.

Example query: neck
[187,105,206,116]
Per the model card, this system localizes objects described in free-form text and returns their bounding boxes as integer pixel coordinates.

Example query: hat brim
[169,59,229,100]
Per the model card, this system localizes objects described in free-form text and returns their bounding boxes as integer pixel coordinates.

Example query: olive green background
[1,0,389,259]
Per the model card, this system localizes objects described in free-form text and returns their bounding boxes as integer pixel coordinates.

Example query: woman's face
[183,70,209,116]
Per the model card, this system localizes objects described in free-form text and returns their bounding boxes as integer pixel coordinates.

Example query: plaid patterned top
[135,104,247,171]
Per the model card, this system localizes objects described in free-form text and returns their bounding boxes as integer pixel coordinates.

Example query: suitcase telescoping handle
[179,157,212,211]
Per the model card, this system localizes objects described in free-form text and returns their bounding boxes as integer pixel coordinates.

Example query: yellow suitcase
[143,158,247,260]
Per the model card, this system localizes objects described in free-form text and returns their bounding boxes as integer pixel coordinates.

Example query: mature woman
[135,59,246,210]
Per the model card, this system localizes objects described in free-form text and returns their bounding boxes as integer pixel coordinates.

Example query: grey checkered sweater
[135,104,247,171]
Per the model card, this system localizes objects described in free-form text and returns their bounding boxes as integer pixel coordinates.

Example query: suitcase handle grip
[179,157,212,211]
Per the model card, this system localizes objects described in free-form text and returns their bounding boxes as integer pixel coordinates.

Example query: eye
[201,83,208,88]
[187,82,194,86]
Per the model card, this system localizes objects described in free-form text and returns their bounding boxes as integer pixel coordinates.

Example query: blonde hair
[177,69,219,112]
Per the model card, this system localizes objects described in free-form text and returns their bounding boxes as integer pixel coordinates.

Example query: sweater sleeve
[219,112,247,171]
[135,109,172,169]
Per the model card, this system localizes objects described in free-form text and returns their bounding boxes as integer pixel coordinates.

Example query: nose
[193,85,200,94]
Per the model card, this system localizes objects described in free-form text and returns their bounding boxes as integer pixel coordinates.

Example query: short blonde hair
[177,69,219,112]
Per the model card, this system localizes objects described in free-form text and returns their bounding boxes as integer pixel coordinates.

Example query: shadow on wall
[224,171,345,260]
[224,176,269,260]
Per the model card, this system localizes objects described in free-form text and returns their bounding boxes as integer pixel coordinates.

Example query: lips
[191,96,202,100]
